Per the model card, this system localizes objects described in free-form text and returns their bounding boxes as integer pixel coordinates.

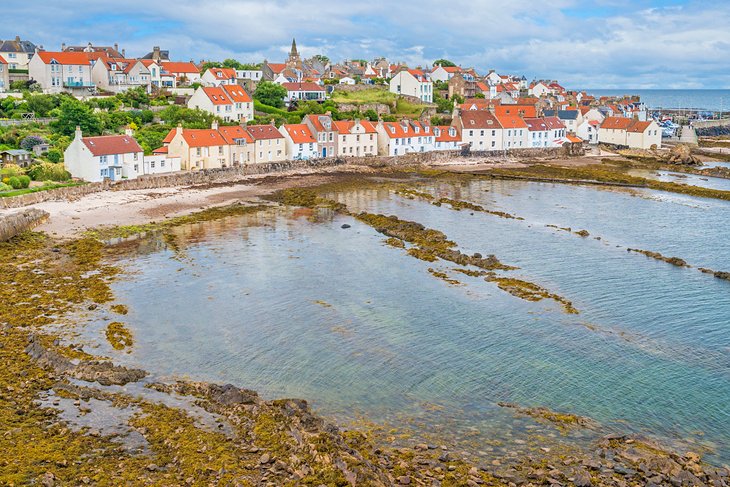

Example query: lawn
[330,88,397,105]
[0,181,85,198]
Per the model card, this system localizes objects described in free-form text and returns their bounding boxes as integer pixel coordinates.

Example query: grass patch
[0,181,84,198]
[330,87,397,105]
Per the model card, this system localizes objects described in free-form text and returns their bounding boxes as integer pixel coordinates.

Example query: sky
[4,0,730,89]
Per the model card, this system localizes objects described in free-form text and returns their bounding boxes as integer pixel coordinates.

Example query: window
[151,161,155,168]
[196,148,202,156]
[134,153,138,160]
[480,130,484,136]
[100,155,107,164]
[134,164,139,172]
[469,130,473,136]
[218,146,224,155]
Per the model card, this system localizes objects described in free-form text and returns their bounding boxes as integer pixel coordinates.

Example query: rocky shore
[2,167,730,485]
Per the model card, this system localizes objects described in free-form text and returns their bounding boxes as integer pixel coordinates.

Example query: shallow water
[95,179,730,464]
[628,168,730,192]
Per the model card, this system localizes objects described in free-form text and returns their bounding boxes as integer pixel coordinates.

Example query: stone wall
[0,208,49,241]
[336,103,392,115]
[692,119,730,130]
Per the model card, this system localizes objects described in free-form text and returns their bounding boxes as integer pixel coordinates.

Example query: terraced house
[247,124,287,162]
[389,69,433,103]
[376,120,434,156]
[279,124,317,160]
[91,58,152,93]
[0,55,8,92]
[453,110,503,151]
[302,114,337,158]
[333,120,378,157]
[28,51,95,94]
[163,122,255,168]
[0,36,36,70]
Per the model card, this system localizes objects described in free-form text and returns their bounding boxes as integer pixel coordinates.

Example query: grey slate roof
[543,110,579,120]
[0,37,36,54]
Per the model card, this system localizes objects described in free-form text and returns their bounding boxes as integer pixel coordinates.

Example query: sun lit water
[90,179,730,464]
[627,169,730,192]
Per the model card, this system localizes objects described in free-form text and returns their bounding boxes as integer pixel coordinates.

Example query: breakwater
[0,208,50,241]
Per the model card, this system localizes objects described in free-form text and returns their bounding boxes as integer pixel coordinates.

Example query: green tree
[254,81,288,109]
[51,98,102,137]
[433,59,456,68]
[24,93,63,117]
[475,93,486,99]
[158,105,217,128]
[313,54,330,65]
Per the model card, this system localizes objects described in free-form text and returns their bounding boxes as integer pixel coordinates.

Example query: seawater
[586,89,730,112]
[93,179,730,464]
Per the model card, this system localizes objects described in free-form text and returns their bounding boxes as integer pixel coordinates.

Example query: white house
[91,58,152,93]
[281,82,326,105]
[376,119,434,156]
[576,120,600,145]
[145,147,182,174]
[453,109,503,151]
[64,127,144,182]
[599,117,661,149]
[433,126,461,151]
[28,51,95,94]
[339,76,356,85]
[279,123,317,160]
[389,69,433,103]
[495,114,529,149]
[529,81,551,98]
[187,85,253,123]
[524,118,551,148]
[485,70,503,85]
[236,69,263,83]
[543,109,583,134]
[0,55,8,93]
[544,117,567,144]
[159,61,200,87]
[201,67,237,86]
[431,65,461,83]
[332,119,378,157]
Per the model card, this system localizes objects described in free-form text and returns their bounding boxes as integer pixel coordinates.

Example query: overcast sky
[5,0,730,89]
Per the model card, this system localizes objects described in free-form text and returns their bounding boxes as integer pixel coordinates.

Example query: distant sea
[583,89,730,112]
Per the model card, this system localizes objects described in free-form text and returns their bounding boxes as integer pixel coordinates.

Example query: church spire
[290,38,298,57]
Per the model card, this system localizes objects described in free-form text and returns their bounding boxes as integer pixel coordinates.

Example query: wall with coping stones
[0,208,50,241]
[0,146,577,210]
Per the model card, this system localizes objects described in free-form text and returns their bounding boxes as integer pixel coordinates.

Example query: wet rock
[72,361,147,386]
[397,475,411,484]
[259,453,271,464]
[208,383,258,405]
[341,224,351,229]
[146,464,158,472]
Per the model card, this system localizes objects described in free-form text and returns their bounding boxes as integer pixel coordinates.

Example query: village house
[485,70,503,85]
[91,58,152,93]
[433,126,461,151]
[302,114,337,158]
[236,69,262,83]
[453,110,503,151]
[0,149,32,167]
[160,61,200,87]
[28,51,95,94]
[529,81,551,98]
[64,127,144,182]
[279,124,317,160]
[544,117,567,143]
[376,120,434,156]
[333,119,378,157]
[431,65,462,83]
[281,82,326,105]
[389,69,433,103]
[164,124,231,170]
[576,120,601,145]
[0,55,8,92]
[143,147,182,175]
[201,67,237,86]
[599,117,661,149]
[495,113,528,149]
[62,42,123,58]
[543,109,583,134]
[0,36,37,71]
[187,85,254,123]
[448,73,477,99]
[218,124,256,165]
[524,118,551,148]
[246,124,287,163]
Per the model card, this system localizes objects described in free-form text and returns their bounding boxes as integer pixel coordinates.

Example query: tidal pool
[92,179,730,464]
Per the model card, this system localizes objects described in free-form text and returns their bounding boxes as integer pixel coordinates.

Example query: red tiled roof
[543,117,565,130]
[82,135,142,156]
[267,63,287,74]
[379,120,431,139]
[494,105,537,118]
[567,135,582,143]
[181,129,227,148]
[152,146,168,154]
[459,110,501,129]
[332,120,377,134]
[0,55,6,64]
[304,114,333,132]
[163,129,176,144]
[201,86,231,105]
[140,59,158,68]
[221,84,252,102]
[523,118,548,132]
[601,117,633,130]
[627,120,653,133]
[281,124,316,144]
[435,126,460,142]
[281,82,324,92]
[495,113,528,129]
[208,67,236,80]
[217,125,253,144]
[246,125,285,140]
[36,51,93,65]
[163,62,200,74]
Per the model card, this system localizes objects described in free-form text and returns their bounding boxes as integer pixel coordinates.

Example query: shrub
[20,135,45,151]
[0,182,11,192]
[27,162,70,182]
[18,175,31,188]
[8,176,22,189]
[46,148,62,163]
[0,163,24,178]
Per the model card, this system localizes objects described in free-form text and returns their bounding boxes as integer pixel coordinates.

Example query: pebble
[397,475,411,484]
[259,453,271,464]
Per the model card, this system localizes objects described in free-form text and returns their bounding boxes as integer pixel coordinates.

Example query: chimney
[15,36,20,42]
[121,49,126,58]
[176,123,183,137]
[74,126,82,140]
[61,42,66,51]
[114,43,119,52]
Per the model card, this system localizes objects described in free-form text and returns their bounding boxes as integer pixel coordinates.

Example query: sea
[584,89,730,112]
[75,177,730,467]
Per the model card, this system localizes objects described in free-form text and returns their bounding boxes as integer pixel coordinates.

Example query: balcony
[63,81,96,88]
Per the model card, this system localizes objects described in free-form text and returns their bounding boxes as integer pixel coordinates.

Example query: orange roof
[217,125,253,144]
[82,135,142,156]
[304,114,334,133]
[208,67,236,80]
[567,135,582,143]
[140,59,158,68]
[627,120,653,133]
[281,124,315,144]
[601,117,633,130]
[36,51,93,65]
[495,113,528,129]
[163,129,176,144]
[543,117,565,130]
[246,125,284,141]
[152,146,169,154]
[201,86,231,105]
[494,104,537,118]
[476,81,489,92]
[0,55,6,64]
[163,62,200,74]
[332,120,377,134]
[459,110,501,129]
[435,126,460,142]
[267,63,287,74]
[379,120,431,139]
[181,129,227,148]
[221,84,252,102]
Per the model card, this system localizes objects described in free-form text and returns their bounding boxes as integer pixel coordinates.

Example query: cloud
[3,0,729,88]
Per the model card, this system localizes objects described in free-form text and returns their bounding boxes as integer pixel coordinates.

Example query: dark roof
[0,37,36,54]
[64,45,123,58]
[543,110,579,120]
[141,49,170,61]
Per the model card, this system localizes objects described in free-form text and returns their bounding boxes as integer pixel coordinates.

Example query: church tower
[287,38,302,70]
